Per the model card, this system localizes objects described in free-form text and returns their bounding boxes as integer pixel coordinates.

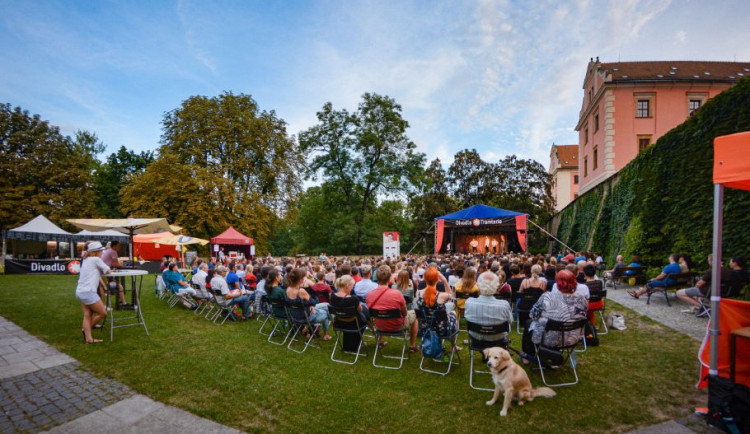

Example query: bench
[647,271,699,306]
[609,266,647,290]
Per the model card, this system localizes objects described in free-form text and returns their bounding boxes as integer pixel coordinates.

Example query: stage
[434,204,528,254]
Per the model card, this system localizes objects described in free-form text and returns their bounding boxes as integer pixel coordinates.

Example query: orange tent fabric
[133,232,179,261]
[713,131,750,191]
[699,299,750,388]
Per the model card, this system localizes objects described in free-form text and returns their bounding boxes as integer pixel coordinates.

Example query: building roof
[600,61,750,83]
[553,144,578,170]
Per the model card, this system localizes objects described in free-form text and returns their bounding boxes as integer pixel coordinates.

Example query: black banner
[4,259,81,275]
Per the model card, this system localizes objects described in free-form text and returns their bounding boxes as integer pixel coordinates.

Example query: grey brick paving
[0,362,133,433]
[0,316,241,434]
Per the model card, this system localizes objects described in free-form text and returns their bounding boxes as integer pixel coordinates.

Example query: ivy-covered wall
[551,77,750,270]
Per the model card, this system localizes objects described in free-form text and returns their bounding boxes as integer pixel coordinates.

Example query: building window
[584,157,588,177]
[574,175,579,184]
[636,99,650,118]
[689,99,702,116]
[593,146,598,170]
[638,135,652,152]
[584,125,589,145]
[594,110,599,132]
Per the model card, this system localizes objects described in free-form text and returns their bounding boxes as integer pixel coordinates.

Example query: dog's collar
[496,365,509,375]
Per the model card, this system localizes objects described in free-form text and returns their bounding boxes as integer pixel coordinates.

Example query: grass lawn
[0,274,704,433]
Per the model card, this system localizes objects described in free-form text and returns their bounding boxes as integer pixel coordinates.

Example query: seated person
[454,267,479,318]
[285,268,331,340]
[604,255,626,283]
[678,254,693,273]
[464,271,512,343]
[191,263,212,300]
[353,265,378,302]
[495,270,512,298]
[211,266,252,320]
[583,264,604,324]
[330,275,368,351]
[628,254,681,299]
[265,268,287,319]
[310,271,333,303]
[390,269,419,353]
[367,265,408,347]
[415,267,458,349]
[521,270,588,364]
[729,257,749,295]
[163,263,201,303]
[575,260,587,284]
[625,256,642,275]
[676,254,727,315]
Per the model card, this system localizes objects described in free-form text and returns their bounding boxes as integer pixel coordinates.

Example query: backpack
[421,328,444,359]
[420,306,444,359]
[584,321,599,347]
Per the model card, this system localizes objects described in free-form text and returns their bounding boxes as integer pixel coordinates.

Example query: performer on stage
[491,238,498,254]
[447,242,451,253]
[484,236,490,253]
[470,239,478,253]
[500,234,506,254]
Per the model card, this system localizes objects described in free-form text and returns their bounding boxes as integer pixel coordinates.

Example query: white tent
[4,215,72,241]
[74,229,130,243]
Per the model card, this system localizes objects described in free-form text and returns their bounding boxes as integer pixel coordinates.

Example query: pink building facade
[575,59,750,194]
[549,144,579,211]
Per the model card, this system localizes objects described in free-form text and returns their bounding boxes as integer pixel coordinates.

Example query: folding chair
[256,295,274,335]
[155,275,166,299]
[266,298,291,345]
[285,300,321,354]
[329,304,368,364]
[191,283,212,315]
[467,320,510,392]
[370,308,409,370]
[210,288,236,325]
[534,318,587,387]
[516,289,544,334]
[416,306,461,376]
[588,287,608,335]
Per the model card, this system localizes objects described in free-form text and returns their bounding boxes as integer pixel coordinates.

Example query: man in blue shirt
[628,254,681,299]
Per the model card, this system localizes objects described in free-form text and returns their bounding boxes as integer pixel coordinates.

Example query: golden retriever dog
[483,347,556,416]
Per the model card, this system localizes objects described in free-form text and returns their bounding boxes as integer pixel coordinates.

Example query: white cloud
[675,30,688,43]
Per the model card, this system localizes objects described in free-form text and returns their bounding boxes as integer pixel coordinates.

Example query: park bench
[610,266,647,290]
[647,271,699,306]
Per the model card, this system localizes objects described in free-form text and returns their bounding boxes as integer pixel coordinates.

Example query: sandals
[323,335,332,341]
[85,339,104,344]
[377,341,388,349]
[409,345,419,353]
[627,289,640,299]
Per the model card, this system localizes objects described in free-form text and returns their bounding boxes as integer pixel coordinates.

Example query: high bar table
[104,269,149,342]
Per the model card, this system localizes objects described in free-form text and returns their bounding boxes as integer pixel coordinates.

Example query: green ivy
[554,77,750,270]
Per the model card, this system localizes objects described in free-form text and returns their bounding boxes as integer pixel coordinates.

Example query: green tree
[121,92,299,253]
[407,158,457,252]
[93,146,154,218]
[0,103,101,229]
[159,92,303,214]
[299,93,425,254]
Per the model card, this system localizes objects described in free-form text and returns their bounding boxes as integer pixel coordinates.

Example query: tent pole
[528,219,575,253]
[709,184,724,376]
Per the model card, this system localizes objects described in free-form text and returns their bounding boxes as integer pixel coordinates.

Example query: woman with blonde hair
[454,266,479,318]
[520,264,547,292]
[391,269,418,352]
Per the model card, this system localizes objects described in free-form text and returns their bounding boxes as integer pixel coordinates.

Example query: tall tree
[407,158,457,250]
[299,93,425,253]
[447,149,494,207]
[159,92,302,214]
[93,146,154,218]
[121,92,299,253]
[0,103,101,229]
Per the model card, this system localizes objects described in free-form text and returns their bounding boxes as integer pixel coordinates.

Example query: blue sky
[2,0,750,169]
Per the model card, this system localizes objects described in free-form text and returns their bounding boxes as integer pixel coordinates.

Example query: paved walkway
[0,316,240,434]
[606,283,708,341]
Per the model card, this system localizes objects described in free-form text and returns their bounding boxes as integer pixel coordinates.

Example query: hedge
[551,77,750,271]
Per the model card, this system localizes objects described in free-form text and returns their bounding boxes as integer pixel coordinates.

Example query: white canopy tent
[2,215,74,263]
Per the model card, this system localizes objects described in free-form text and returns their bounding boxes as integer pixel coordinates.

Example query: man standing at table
[101,241,129,307]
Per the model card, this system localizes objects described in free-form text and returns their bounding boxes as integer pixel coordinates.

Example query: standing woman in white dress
[75,241,110,344]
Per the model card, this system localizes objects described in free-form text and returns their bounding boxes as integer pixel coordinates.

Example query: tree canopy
[0,103,101,229]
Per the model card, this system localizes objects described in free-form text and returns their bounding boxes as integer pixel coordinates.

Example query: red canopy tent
[698,131,750,431]
[210,227,254,259]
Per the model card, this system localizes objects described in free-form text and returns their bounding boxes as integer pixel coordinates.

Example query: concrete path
[606,283,708,341]
[0,316,240,434]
